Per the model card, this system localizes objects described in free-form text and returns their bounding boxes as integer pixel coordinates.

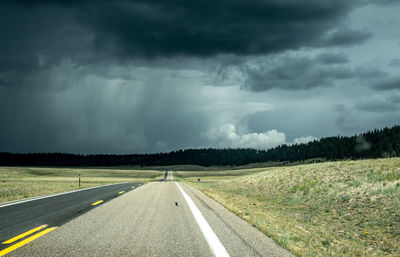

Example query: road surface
[1,173,293,257]
[0,182,143,255]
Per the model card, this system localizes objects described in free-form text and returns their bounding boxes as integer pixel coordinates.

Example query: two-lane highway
[167,170,173,182]
[159,170,169,181]
[0,182,143,255]
[2,173,293,257]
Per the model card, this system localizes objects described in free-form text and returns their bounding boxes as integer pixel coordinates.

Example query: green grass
[174,167,268,180]
[140,158,322,171]
[0,167,161,203]
[179,158,400,256]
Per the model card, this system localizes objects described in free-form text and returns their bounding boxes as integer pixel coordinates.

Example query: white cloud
[207,123,320,149]
[293,136,318,145]
[207,123,286,149]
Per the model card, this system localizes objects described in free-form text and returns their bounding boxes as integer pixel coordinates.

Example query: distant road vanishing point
[1,172,292,257]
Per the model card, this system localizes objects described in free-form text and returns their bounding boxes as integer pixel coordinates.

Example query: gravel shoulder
[181,183,294,257]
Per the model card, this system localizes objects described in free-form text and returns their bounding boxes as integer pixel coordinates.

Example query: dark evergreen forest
[1,126,399,167]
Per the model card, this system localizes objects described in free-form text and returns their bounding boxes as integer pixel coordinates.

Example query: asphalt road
[2,174,293,257]
[0,182,143,254]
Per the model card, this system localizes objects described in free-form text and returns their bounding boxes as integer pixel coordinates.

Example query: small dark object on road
[198,178,200,182]
[175,202,179,206]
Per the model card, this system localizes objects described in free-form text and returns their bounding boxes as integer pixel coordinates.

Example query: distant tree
[1,126,399,167]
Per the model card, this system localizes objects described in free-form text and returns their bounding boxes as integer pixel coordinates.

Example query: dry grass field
[0,167,161,203]
[179,158,400,256]
[2,159,399,256]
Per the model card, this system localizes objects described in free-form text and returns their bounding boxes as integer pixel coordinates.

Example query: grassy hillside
[142,159,322,171]
[182,158,400,256]
[0,167,161,203]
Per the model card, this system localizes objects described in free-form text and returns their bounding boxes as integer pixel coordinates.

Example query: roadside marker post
[79,174,81,187]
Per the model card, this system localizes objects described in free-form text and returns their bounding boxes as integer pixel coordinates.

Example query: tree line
[0,125,399,167]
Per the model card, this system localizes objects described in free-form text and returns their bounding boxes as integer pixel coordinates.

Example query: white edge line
[175,182,230,257]
[0,182,132,208]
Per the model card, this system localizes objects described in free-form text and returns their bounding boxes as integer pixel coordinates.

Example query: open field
[138,158,324,171]
[173,167,269,180]
[139,163,282,171]
[0,167,161,204]
[179,158,400,256]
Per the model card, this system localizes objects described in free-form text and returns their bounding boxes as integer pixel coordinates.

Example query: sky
[0,0,399,154]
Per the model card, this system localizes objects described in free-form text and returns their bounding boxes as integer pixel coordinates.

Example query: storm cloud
[371,77,400,91]
[316,52,350,65]
[354,94,400,113]
[243,54,355,91]
[2,0,360,60]
[321,27,371,47]
[1,0,400,153]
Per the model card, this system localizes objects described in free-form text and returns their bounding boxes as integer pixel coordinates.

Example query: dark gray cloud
[242,53,400,92]
[333,102,400,134]
[316,52,349,64]
[388,92,400,103]
[2,0,358,59]
[243,55,355,91]
[371,77,400,91]
[322,27,372,46]
[0,0,364,93]
[247,108,337,142]
[0,4,95,90]
[389,59,400,67]
[354,66,387,80]
[354,95,399,113]
[0,0,399,154]
[0,65,211,153]
[368,0,400,5]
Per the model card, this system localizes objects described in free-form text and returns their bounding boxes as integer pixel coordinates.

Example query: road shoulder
[180,183,294,257]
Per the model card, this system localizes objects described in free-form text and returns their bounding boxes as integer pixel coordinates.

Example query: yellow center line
[91,200,104,206]
[0,227,57,257]
[118,191,125,194]
[2,224,48,244]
